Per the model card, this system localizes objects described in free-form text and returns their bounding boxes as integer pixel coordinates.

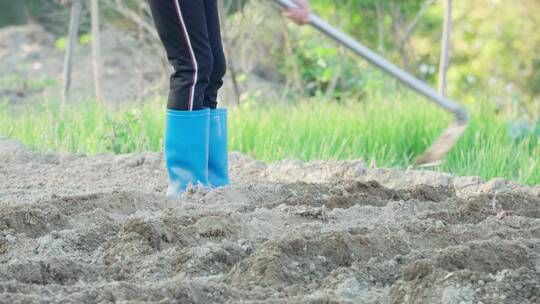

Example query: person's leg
[203,0,226,109]
[148,0,214,194]
[148,0,214,110]
[203,0,230,187]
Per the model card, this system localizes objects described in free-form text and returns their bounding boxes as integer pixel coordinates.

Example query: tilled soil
[0,139,539,303]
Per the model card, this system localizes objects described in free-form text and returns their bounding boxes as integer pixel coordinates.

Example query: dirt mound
[0,25,282,106]
[0,25,165,104]
[0,139,538,303]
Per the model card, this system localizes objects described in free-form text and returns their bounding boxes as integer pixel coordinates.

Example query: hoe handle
[273,0,468,123]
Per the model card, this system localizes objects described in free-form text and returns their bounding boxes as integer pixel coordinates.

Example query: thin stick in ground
[438,0,452,96]
[91,0,103,102]
[61,0,83,106]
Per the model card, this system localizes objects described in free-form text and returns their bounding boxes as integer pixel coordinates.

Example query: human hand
[282,0,310,25]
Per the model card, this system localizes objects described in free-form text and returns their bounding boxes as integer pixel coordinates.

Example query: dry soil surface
[0,139,539,303]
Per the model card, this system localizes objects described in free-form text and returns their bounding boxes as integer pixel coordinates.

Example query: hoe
[273,0,469,166]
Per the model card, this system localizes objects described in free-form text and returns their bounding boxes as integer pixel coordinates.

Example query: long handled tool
[273,0,469,166]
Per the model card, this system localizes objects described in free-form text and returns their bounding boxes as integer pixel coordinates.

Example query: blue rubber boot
[165,108,210,196]
[208,108,230,187]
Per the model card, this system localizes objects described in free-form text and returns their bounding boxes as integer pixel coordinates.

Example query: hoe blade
[415,121,468,167]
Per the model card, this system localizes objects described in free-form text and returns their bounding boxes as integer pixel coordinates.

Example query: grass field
[1,95,538,185]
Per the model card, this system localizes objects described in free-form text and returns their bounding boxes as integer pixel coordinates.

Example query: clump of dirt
[0,139,538,303]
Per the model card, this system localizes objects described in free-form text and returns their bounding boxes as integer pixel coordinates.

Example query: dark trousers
[148,0,226,111]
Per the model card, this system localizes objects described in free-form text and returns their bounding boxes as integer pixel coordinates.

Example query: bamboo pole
[91,0,103,102]
[61,0,83,105]
[90,0,102,101]
[375,0,385,53]
[438,0,452,95]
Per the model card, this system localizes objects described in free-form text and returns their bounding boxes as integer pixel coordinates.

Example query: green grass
[0,95,538,185]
